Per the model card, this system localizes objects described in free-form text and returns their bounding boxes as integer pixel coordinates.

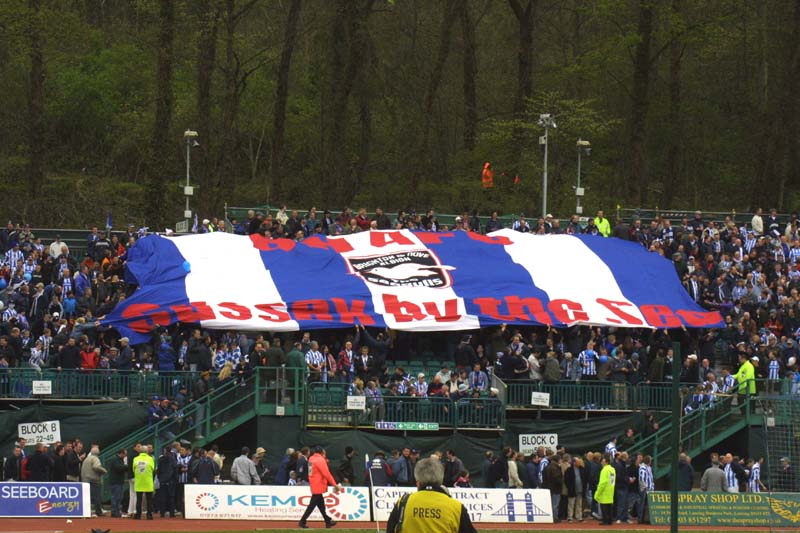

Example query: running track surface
[1,518,796,532]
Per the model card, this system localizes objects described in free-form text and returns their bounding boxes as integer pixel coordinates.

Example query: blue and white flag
[191,213,198,234]
[105,212,112,231]
[102,229,723,343]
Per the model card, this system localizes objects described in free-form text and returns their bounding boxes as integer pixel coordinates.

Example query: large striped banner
[102,229,722,342]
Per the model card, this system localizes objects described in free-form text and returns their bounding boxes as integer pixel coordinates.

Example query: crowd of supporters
[5,433,796,521]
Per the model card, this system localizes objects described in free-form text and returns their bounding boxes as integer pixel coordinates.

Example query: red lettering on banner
[171,302,216,323]
[473,297,517,321]
[254,303,291,322]
[415,232,454,245]
[506,296,553,325]
[302,236,353,253]
[291,300,334,321]
[677,309,723,327]
[249,234,295,252]
[331,298,375,325]
[596,298,643,325]
[465,232,513,246]
[369,231,414,248]
[122,303,171,333]
[423,300,461,322]
[548,299,589,323]
[383,294,426,322]
[640,305,681,328]
[217,302,252,321]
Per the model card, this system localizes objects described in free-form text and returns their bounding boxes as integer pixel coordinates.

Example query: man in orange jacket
[299,446,342,529]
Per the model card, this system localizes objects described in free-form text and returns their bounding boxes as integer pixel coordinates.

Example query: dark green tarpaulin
[256,413,645,485]
[0,403,147,455]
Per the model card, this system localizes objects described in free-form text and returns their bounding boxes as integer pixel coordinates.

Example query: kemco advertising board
[184,484,370,521]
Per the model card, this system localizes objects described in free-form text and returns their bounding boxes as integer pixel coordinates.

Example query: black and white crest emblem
[347,250,454,288]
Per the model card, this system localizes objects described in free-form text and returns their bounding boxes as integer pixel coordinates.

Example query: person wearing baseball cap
[298,446,341,529]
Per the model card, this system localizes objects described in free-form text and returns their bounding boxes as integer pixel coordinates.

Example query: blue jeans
[637,491,648,523]
[614,489,629,521]
[551,493,561,520]
[627,491,640,520]
[110,484,123,516]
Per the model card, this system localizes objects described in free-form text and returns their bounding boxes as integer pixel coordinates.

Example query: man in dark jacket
[542,455,564,523]
[107,449,128,517]
[27,443,54,481]
[156,447,178,517]
[678,453,695,491]
[65,439,84,482]
[585,452,602,519]
[358,326,392,371]
[55,337,81,370]
[335,446,356,485]
[190,449,218,484]
[444,450,465,487]
[3,446,23,481]
[614,453,630,523]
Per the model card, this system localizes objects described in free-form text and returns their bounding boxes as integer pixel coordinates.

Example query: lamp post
[576,139,591,215]
[538,114,556,219]
[183,129,199,224]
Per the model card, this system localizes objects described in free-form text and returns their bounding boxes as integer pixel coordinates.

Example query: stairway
[635,393,751,478]
[98,368,304,467]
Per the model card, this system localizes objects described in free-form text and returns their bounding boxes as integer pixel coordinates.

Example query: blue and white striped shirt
[769,360,781,380]
[749,463,761,492]
[639,464,654,491]
[579,350,597,376]
[724,463,737,488]
[538,457,549,485]
[605,441,618,457]
[305,349,324,370]
[722,374,736,393]
[4,249,23,268]
[789,247,800,264]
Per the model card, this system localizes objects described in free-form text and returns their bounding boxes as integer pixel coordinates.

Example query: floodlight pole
[669,340,681,533]
[538,114,556,219]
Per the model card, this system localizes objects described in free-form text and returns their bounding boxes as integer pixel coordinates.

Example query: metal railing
[502,379,769,412]
[0,368,201,402]
[304,383,504,430]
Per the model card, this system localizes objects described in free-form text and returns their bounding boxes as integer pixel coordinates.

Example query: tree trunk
[324,0,375,206]
[628,0,653,206]
[27,0,45,202]
[196,0,219,214]
[460,0,478,152]
[216,0,238,208]
[410,0,457,202]
[508,0,535,171]
[662,0,681,209]
[270,0,302,201]
[778,0,800,209]
[147,0,175,231]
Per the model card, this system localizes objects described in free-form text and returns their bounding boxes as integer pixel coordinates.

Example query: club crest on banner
[346,250,454,289]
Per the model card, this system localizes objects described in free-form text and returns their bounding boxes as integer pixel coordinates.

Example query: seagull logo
[347,250,454,288]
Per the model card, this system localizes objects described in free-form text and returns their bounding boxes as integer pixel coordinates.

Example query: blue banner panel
[0,482,90,517]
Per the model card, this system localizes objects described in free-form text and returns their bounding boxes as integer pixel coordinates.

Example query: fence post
[254,368,261,413]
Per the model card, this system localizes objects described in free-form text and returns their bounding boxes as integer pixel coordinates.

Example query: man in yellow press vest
[386,457,476,533]
[132,446,155,520]
[595,453,616,525]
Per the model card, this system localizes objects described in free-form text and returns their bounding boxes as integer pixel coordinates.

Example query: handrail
[0,368,213,402]
[304,383,504,430]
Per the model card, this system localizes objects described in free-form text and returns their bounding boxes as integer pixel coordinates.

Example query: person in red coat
[299,446,342,529]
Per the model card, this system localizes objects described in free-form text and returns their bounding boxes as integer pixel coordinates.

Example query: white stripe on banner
[335,230,481,330]
[500,231,649,327]
[173,233,299,332]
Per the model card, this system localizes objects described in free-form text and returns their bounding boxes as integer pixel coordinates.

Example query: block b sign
[18,421,61,445]
[518,434,558,456]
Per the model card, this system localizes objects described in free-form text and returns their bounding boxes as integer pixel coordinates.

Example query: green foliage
[1,0,799,227]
